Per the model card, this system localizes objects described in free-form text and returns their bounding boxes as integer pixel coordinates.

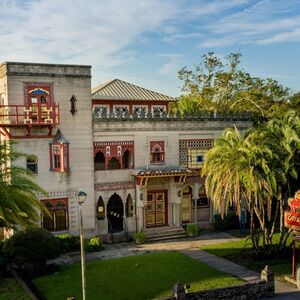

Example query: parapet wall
[93,112,253,132]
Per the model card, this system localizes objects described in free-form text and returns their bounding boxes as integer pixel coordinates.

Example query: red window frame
[150,141,165,163]
[50,143,69,172]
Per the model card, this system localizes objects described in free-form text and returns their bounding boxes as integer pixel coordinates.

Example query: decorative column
[176,203,181,226]
[136,185,145,231]
[193,183,199,223]
[103,193,109,234]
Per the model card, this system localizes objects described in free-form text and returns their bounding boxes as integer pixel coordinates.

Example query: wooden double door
[146,190,168,227]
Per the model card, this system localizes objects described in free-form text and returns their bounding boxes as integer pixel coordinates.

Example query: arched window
[42,199,68,231]
[96,196,105,220]
[26,155,38,174]
[125,194,134,217]
[122,149,131,169]
[108,157,121,170]
[94,151,105,170]
[150,141,164,163]
[197,185,209,207]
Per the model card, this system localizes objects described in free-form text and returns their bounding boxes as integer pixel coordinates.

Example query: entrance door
[107,193,123,232]
[146,191,168,227]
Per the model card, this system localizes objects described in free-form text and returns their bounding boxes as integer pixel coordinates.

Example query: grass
[0,275,31,300]
[200,232,292,281]
[34,251,242,300]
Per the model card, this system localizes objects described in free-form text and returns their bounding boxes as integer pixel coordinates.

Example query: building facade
[0,62,252,240]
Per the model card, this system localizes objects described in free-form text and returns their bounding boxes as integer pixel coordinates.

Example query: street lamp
[78,190,87,300]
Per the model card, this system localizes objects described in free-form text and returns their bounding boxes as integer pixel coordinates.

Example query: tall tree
[0,141,48,228]
[172,52,291,119]
[202,111,300,251]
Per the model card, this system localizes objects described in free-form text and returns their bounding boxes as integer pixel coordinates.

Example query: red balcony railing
[0,103,60,126]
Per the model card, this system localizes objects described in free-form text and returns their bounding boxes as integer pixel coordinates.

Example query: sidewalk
[49,232,300,299]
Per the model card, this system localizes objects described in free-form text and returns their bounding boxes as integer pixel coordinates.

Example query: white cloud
[157,54,182,76]
[201,0,300,47]
[258,28,300,44]
[0,0,178,65]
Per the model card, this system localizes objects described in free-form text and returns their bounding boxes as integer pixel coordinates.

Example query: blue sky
[1,0,300,97]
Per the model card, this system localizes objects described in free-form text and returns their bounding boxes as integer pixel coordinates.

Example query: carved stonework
[185,176,204,184]
[95,181,135,191]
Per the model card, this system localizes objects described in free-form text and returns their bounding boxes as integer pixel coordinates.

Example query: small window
[26,155,38,174]
[41,96,47,104]
[196,155,203,163]
[126,194,134,217]
[96,196,105,220]
[150,141,164,163]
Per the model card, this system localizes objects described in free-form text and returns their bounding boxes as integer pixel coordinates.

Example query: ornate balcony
[0,103,60,138]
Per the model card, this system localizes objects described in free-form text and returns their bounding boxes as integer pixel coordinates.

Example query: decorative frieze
[37,189,78,199]
[95,181,135,191]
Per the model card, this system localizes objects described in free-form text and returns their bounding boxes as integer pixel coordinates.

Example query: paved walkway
[49,232,300,299]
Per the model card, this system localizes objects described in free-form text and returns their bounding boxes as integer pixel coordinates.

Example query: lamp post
[78,190,87,300]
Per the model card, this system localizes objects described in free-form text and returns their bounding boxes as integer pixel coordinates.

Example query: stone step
[144,226,184,234]
[143,226,187,242]
[106,231,129,244]
[145,230,186,238]
[147,233,187,242]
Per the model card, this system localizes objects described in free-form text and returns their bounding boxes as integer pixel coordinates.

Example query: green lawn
[0,275,31,300]
[200,233,292,280]
[34,251,242,300]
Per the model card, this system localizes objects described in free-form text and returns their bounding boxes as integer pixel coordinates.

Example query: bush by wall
[0,240,8,273]
[186,224,199,237]
[3,228,60,266]
[84,236,103,252]
[214,209,240,231]
[134,231,147,244]
[56,233,80,253]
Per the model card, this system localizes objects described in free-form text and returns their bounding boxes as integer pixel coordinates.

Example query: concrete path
[49,231,300,299]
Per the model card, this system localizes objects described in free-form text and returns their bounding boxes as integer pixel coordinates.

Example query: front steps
[143,226,187,242]
[106,230,129,244]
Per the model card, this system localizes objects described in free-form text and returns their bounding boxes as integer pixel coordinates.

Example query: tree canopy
[0,141,48,228]
[202,110,300,251]
[171,52,297,120]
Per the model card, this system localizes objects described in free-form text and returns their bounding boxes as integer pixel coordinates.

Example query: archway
[94,151,105,170]
[108,157,121,170]
[122,149,131,169]
[107,193,124,232]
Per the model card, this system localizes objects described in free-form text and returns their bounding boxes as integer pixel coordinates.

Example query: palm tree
[0,141,48,229]
[202,111,300,250]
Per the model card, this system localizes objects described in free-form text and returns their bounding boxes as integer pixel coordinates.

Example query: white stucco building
[0,62,252,241]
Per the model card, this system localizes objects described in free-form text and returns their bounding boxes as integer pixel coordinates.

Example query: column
[136,185,145,231]
[194,183,199,223]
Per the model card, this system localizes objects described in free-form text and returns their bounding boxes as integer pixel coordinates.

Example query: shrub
[84,236,103,252]
[3,228,60,266]
[134,231,147,244]
[214,209,240,231]
[186,224,199,238]
[0,240,8,273]
[56,233,80,253]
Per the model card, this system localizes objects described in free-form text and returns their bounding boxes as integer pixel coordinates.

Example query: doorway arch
[107,193,124,232]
